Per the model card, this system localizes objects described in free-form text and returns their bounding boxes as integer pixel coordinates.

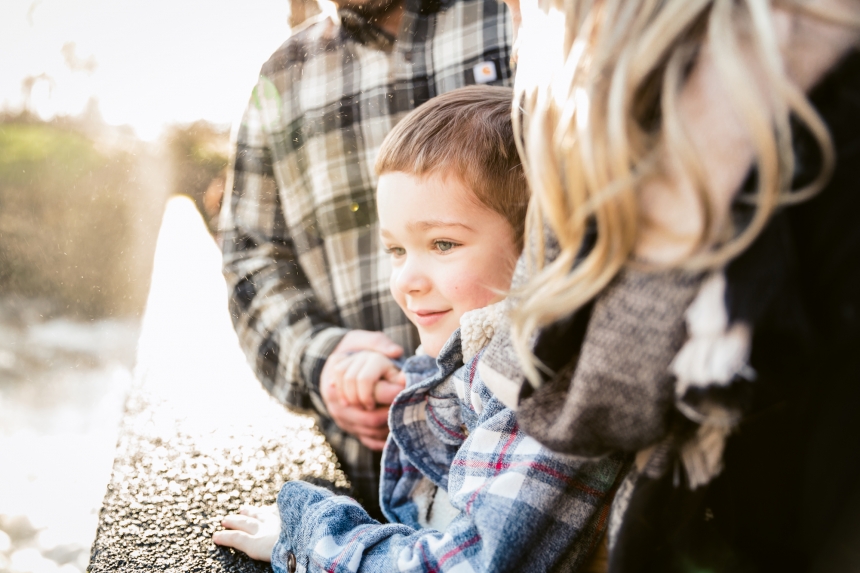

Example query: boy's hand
[374,374,407,405]
[320,330,406,451]
[332,350,403,410]
[213,505,280,562]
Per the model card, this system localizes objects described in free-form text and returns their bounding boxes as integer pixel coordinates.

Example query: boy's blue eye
[385,246,405,256]
[435,241,457,252]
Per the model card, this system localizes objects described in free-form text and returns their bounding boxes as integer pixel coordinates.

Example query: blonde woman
[479,0,860,571]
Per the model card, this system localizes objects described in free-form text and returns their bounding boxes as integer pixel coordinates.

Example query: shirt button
[287,551,297,573]
[404,50,413,62]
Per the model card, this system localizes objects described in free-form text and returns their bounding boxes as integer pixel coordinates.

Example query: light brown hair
[375,85,529,248]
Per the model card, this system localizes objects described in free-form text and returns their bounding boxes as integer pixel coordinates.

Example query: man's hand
[331,330,405,359]
[213,505,281,562]
[320,330,407,451]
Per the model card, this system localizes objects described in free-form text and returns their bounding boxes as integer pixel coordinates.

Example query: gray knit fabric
[512,268,703,456]
[477,230,557,409]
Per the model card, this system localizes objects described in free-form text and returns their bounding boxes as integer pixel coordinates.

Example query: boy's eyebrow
[407,219,476,232]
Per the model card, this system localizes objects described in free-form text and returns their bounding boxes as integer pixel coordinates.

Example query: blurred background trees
[0,0,325,322]
[165,120,229,236]
[0,112,145,318]
[0,112,229,320]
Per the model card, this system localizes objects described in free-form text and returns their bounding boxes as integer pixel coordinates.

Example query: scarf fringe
[670,271,752,489]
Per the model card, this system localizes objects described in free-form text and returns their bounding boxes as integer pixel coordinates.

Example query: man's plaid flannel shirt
[219,0,514,510]
[271,328,628,573]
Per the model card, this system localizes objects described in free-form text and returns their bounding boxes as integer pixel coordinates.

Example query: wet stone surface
[88,385,347,573]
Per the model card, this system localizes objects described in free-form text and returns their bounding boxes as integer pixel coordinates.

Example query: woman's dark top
[613,50,860,573]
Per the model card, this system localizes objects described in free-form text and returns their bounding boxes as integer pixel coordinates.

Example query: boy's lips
[410,309,451,327]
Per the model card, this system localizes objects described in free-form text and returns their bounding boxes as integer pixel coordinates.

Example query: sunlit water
[0,312,138,573]
[0,195,261,573]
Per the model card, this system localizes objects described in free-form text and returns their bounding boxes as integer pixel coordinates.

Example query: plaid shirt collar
[389,330,467,489]
[338,0,446,51]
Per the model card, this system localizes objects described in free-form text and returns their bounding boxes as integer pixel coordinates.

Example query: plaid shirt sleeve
[270,346,628,573]
[220,85,347,415]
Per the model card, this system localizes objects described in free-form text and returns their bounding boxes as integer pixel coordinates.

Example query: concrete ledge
[88,383,345,572]
[88,198,348,572]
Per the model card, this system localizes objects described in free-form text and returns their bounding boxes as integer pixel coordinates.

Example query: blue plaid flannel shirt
[271,327,627,572]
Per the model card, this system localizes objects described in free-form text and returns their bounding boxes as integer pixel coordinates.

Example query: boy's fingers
[213,529,251,550]
[212,530,275,562]
[379,360,400,382]
[342,359,364,407]
[357,359,388,410]
[379,343,404,359]
[357,384,376,412]
[373,381,404,405]
[221,515,260,534]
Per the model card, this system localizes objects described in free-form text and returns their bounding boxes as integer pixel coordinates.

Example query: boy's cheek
[441,269,497,310]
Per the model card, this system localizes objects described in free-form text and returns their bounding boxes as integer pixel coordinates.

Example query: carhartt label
[473,61,498,84]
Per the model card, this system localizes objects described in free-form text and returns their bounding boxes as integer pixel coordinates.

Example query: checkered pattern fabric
[271,329,627,573]
[220,0,513,511]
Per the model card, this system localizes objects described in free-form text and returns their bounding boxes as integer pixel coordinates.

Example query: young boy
[213,85,625,572]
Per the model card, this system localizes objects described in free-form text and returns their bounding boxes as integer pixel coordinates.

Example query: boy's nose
[394,257,431,294]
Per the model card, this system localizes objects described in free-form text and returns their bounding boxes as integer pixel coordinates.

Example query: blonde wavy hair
[510,0,860,384]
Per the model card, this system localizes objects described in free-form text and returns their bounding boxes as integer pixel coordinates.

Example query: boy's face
[378,172,519,357]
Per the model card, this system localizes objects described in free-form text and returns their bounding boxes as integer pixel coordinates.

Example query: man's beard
[336,0,399,19]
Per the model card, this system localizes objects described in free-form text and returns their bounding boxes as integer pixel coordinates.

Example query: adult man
[220,0,513,516]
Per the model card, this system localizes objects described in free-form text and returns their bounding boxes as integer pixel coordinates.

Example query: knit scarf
[478,229,773,491]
